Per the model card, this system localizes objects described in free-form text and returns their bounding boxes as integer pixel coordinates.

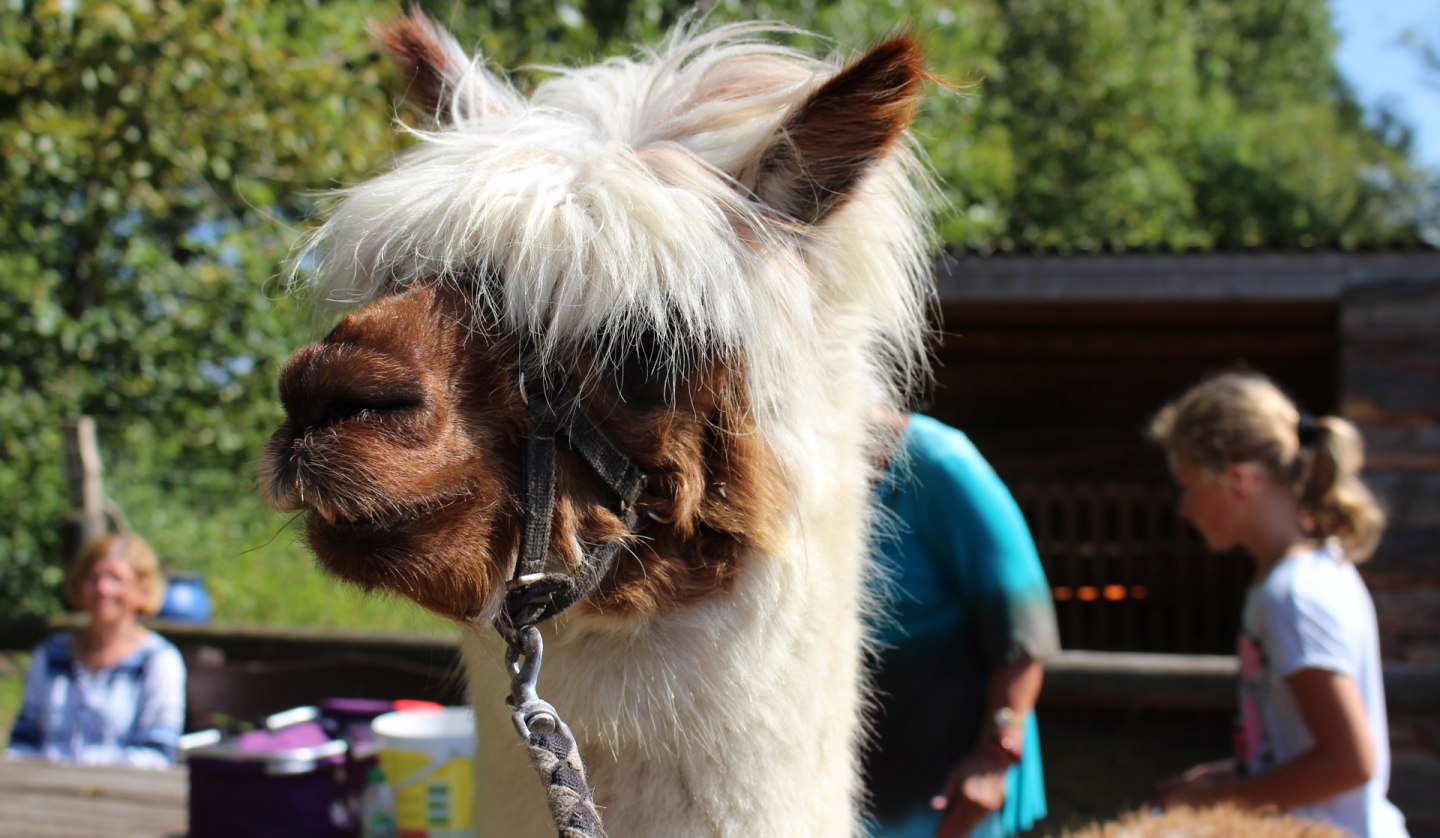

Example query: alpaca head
[259,11,932,624]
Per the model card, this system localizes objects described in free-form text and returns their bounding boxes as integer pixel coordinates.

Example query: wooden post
[61,417,108,566]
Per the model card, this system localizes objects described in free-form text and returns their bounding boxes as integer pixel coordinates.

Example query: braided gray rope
[503,624,607,838]
[523,722,606,838]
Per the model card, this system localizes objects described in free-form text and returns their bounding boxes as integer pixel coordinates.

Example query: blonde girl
[1148,371,1407,837]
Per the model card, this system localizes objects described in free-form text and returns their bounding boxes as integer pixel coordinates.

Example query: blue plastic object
[158,572,212,622]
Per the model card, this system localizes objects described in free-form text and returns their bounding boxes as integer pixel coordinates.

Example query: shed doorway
[927,299,1340,654]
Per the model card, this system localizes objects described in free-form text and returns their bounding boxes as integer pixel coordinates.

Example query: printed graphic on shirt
[1234,632,1274,773]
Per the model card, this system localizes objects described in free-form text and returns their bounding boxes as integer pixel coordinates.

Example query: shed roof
[935,250,1440,303]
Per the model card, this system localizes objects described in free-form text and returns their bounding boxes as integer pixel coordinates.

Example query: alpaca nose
[277,340,428,437]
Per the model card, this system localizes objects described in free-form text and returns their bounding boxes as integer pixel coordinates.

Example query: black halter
[498,344,647,630]
[471,345,636,838]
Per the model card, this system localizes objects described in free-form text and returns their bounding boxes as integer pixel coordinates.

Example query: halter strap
[500,347,646,629]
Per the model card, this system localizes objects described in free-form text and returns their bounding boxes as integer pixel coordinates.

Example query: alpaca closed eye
[319,399,368,428]
[317,396,422,429]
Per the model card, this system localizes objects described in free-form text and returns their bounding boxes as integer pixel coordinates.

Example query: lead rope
[502,624,606,838]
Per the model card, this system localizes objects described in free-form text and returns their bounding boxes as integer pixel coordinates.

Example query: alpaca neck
[462,478,874,837]
[462,381,876,836]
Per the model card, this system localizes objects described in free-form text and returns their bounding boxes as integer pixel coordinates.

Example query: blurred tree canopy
[1,0,1433,616]
[714,0,1434,248]
[0,0,397,613]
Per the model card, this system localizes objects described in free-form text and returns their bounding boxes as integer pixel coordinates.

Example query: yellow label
[378,749,473,836]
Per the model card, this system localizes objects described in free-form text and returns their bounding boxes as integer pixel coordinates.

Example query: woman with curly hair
[5,533,185,768]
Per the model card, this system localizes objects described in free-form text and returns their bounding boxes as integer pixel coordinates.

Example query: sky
[1331,0,1440,170]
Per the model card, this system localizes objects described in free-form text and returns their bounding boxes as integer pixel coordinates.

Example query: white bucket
[371,707,476,838]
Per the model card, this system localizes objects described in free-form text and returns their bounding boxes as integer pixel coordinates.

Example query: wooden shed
[929,250,1440,664]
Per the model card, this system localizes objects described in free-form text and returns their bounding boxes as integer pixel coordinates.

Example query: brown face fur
[260,280,783,622]
[263,13,926,624]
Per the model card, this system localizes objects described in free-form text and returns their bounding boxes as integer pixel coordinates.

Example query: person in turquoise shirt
[865,412,1060,838]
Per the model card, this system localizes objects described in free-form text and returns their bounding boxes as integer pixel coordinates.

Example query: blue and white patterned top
[5,631,186,768]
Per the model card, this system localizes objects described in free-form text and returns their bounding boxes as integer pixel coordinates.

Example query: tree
[0,0,396,614]
[702,0,1432,249]
[0,0,695,619]
[1403,23,1440,246]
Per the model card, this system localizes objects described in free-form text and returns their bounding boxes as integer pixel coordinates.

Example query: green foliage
[1,0,1432,620]
[701,0,1432,249]
[415,0,690,66]
[0,654,26,749]
[0,0,396,616]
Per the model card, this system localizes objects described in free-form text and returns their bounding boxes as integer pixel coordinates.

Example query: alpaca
[260,11,934,836]
[1064,804,1345,837]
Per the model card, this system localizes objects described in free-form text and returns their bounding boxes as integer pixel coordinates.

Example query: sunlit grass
[175,522,451,635]
[0,654,25,750]
[112,476,454,635]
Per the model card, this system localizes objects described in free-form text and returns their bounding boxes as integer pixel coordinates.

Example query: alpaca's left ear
[376,8,524,125]
[753,35,926,225]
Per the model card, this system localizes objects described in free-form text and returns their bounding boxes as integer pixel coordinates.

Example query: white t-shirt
[1237,543,1408,838]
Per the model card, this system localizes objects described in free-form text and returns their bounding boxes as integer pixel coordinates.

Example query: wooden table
[0,758,187,837]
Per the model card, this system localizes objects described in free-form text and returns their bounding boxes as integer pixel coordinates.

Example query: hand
[930,750,1010,838]
[1153,759,1236,811]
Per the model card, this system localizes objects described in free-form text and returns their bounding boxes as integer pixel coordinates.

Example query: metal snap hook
[505,625,560,737]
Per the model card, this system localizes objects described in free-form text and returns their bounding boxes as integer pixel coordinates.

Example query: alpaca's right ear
[376,8,523,126]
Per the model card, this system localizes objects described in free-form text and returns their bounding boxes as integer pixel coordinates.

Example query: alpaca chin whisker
[239,511,307,556]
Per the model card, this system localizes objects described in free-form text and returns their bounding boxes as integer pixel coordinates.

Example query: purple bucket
[317,697,395,759]
[186,702,394,838]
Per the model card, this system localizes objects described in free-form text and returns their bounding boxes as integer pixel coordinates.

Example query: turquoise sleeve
[907,417,1060,667]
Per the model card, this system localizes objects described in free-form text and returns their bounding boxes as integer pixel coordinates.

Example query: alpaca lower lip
[305,512,413,561]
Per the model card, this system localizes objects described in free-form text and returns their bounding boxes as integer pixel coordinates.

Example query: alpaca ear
[376,8,523,126]
[753,35,926,225]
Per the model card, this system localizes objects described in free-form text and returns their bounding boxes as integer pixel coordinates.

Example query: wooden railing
[3,617,1436,715]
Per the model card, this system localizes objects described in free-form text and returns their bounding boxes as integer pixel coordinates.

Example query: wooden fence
[1014,481,1251,655]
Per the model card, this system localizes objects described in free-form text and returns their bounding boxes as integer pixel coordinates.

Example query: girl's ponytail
[1295,415,1385,562]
